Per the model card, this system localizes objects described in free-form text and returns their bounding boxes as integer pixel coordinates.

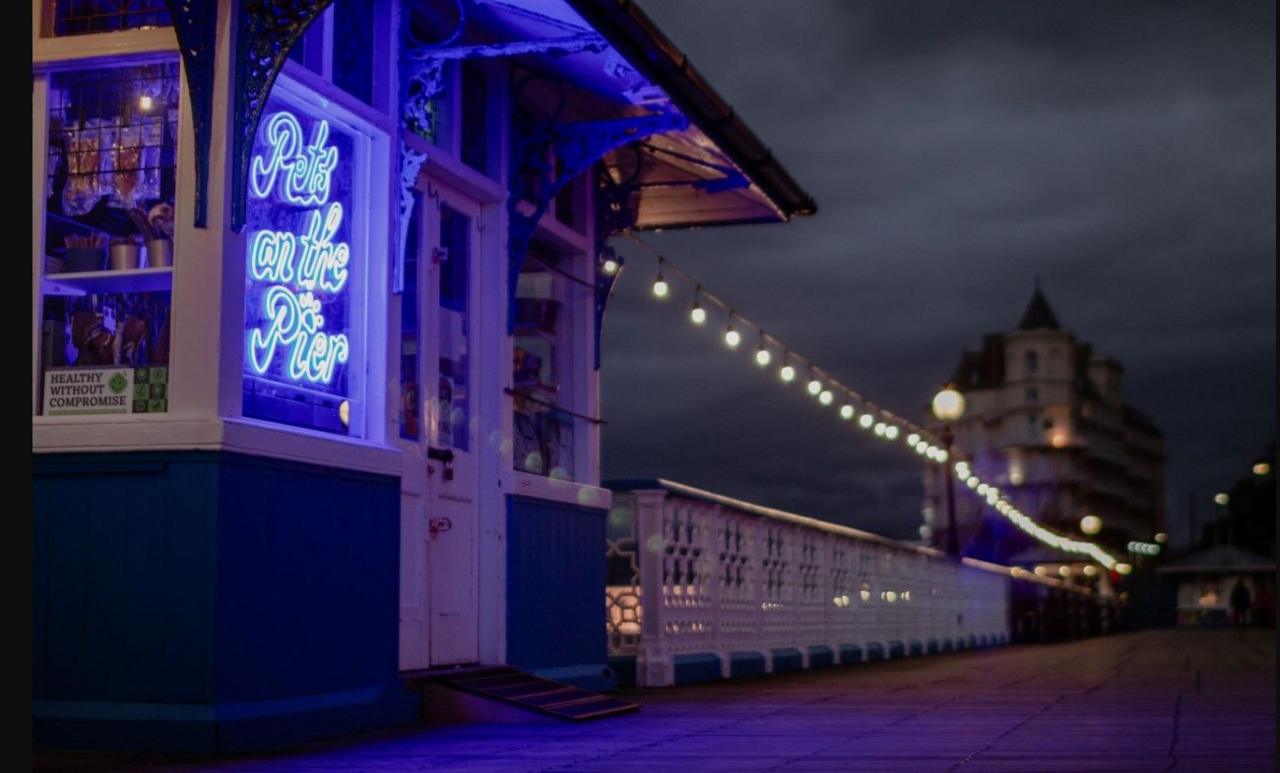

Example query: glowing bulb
[652,276,669,298]
[1254,462,1272,476]
[724,327,741,348]
[1058,565,1072,577]
[937,449,949,463]
[1083,565,1098,577]
[1115,563,1132,576]
[1154,532,1168,544]
[780,365,796,382]
[819,390,833,406]
[755,347,772,367]
[915,443,927,455]
[907,433,920,446]
[1034,566,1048,576]
[1213,492,1229,506]
[138,94,154,112]
[602,258,620,275]
[339,400,350,427]
[690,304,706,325]
[1078,515,1102,535]
[931,386,966,421]
[840,405,854,420]
[858,414,873,429]
[874,422,886,436]
[977,484,990,496]
[885,425,899,440]
[807,379,822,396]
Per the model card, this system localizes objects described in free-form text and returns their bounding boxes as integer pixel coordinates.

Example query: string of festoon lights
[614,233,1120,571]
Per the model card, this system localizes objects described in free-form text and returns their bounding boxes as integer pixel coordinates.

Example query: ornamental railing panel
[606,480,1062,686]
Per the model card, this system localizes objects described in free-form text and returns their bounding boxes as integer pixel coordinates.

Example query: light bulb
[858,414,873,429]
[907,433,920,446]
[690,304,706,325]
[937,449,948,463]
[780,364,795,382]
[138,94,154,112]
[885,425,899,440]
[874,422,886,436]
[840,405,854,420]
[652,276,669,298]
[724,327,741,348]
[807,379,822,396]
[819,390,833,406]
[755,347,771,367]
[602,258,620,275]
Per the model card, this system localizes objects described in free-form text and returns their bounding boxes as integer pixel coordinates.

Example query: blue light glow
[243,102,357,434]
[248,286,350,384]
[250,111,339,207]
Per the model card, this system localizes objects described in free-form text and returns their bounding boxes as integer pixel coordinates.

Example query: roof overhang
[462,0,816,229]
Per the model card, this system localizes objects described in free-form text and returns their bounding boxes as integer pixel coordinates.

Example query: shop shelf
[42,267,173,296]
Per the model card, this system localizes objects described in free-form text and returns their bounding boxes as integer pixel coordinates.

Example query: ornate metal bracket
[230,0,334,232]
[593,247,623,370]
[395,12,607,296]
[507,109,689,333]
[164,0,217,228]
[393,142,429,294]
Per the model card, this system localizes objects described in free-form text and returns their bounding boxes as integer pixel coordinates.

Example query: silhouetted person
[1229,579,1251,626]
[1252,582,1274,628]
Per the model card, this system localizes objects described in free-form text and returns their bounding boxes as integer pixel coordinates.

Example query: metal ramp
[404,665,639,722]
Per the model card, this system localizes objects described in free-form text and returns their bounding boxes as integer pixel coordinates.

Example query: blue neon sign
[243,102,357,434]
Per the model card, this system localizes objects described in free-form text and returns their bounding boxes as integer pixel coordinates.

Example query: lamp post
[932,385,966,559]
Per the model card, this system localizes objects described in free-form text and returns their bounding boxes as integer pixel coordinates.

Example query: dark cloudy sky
[599,0,1276,548]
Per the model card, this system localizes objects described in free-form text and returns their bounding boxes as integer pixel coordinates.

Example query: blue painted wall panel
[505,495,607,672]
[33,451,407,752]
[215,455,400,703]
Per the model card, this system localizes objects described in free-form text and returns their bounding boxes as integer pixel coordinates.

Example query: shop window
[512,243,575,479]
[241,93,369,437]
[49,0,171,37]
[37,61,179,417]
[436,205,471,451]
[399,193,423,440]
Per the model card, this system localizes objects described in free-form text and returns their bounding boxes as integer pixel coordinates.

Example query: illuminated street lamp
[932,384,966,559]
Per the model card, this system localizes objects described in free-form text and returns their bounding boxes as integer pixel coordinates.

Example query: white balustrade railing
[606,479,1061,687]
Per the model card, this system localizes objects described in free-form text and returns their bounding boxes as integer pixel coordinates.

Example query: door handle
[427,446,455,481]
[427,447,455,464]
[429,517,453,537]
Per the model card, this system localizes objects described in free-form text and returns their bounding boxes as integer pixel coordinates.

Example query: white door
[397,180,482,670]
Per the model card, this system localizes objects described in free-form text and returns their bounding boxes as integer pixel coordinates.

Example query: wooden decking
[36,628,1275,771]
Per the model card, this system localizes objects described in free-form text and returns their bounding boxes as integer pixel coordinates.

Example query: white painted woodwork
[605,482,1061,686]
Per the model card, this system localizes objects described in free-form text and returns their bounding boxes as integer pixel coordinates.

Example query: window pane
[38,62,180,417]
[437,205,470,451]
[332,0,375,106]
[399,193,422,440]
[512,244,574,479]
[460,63,489,174]
[242,98,364,436]
[52,0,171,37]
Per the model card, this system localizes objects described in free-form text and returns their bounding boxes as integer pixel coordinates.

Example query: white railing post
[634,488,672,686]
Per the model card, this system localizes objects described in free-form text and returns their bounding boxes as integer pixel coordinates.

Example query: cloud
[602,0,1276,545]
